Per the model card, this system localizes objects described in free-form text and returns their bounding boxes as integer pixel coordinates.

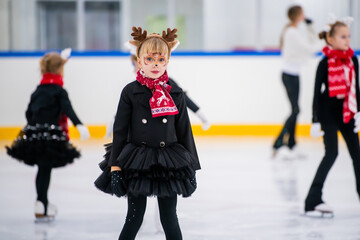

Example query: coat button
[142,118,147,124]
[162,118,167,123]
[160,141,165,147]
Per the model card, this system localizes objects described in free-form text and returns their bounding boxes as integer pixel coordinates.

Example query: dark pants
[273,73,300,150]
[305,119,360,211]
[36,165,52,214]
[119,195,182,240]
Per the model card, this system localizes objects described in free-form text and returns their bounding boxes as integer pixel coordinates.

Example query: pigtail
[318,31,327,40]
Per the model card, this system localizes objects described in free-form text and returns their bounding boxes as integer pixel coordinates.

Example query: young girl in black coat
[6,49,90,221]
[305,18,360,215]
[95,27,200,240]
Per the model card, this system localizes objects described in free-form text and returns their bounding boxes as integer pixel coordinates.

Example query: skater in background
[104,50,210,138]
[95,26,200,240]
[273,5,322,157]
[305,16,360,215]
[6,49,90,221]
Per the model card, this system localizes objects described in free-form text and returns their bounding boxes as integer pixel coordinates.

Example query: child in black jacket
[305,18,360,215]
[95,27,200,240]
[6,49,90,221]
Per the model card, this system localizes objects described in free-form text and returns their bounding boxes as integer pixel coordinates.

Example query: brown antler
[162,28,178,42]
[131,26,147,41]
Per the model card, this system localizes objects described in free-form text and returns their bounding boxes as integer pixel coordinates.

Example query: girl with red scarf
[305,20,360,216]
[95,27,200,240]
[6,49,90,221]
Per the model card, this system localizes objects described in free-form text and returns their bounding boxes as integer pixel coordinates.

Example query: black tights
[305,119,360,211]
[119,195,182,240]
[36,165,52,214]
[274,73,300,150]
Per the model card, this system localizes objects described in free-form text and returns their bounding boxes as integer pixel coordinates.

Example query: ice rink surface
[0,137,359,240]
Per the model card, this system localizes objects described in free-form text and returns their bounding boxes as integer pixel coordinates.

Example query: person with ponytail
[273,5,322,157]
[6,49,90,222]
[305,17,360,215]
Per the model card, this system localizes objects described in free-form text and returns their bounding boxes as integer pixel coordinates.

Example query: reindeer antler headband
[129,26,179,57]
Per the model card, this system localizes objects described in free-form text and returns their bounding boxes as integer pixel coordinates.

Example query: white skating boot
[304,203,334,218]
[315,203,333,214]
[34,201,57,223]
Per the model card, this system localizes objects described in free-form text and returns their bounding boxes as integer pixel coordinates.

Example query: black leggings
[274,73,300,150]
[36,165,52,213]
[305,119,360,211]
[119,195,182,240]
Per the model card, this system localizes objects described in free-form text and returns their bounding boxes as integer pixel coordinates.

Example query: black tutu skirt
[94,143,197,198]
[6,124,81,168]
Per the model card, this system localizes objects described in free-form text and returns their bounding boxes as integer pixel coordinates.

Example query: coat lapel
[168,82,182,106]
[133,81,152,109]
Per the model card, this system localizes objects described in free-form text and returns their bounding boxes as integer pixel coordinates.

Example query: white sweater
[281,25,323,75]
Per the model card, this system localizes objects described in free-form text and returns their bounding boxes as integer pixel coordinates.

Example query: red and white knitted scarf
[40,73,69,140]
[136,70,179,117]
[323,46,357,123]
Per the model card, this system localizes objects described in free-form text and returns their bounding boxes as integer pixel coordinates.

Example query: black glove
[190,175,197,188]
[111,171,127,197]
[305,18,313,25]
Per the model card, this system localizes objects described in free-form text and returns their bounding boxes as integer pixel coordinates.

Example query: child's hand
[76,124,90,140]
[196,110,211,131]
[353,112,360,133]
[310,122,324,138]
[305,18,313,25]
[60,48,72,60]
[111,171,127,197]
[104,118,114,139]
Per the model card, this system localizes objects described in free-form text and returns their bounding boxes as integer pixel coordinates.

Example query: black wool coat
[108,80,200,170]
[312,56,360,123]
[26,84,82,126]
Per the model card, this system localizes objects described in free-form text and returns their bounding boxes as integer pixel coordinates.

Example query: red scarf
[323,46,357,123]
[136,70,179,117]
[40,73,69,140]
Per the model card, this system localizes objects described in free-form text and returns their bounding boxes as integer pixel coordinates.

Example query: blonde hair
[138,37,170,58]
[319,21,348,45]
[40,52,66,74]
[280,5,303,49]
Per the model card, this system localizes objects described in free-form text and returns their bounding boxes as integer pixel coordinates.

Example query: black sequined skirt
[6,124,81,168]
[94,143,197,198]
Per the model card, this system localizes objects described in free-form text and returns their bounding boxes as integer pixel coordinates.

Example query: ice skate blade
[271,149,277,159]
[302,210,334,219]
[34,215,55,223]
